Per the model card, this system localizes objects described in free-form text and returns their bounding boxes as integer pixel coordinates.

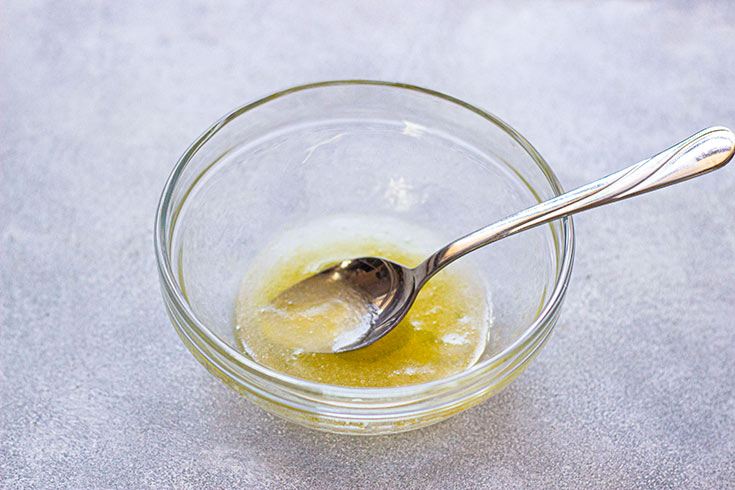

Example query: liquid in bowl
[235,215,493,387]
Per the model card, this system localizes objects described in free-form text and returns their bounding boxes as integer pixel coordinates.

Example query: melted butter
[235,215,492,387]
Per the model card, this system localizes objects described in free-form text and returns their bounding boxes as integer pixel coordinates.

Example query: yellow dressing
[234,215,492,387]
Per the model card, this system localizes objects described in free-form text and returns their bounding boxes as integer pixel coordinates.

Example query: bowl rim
[154,79,575,398]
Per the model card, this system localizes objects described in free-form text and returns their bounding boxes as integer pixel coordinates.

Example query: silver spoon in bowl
[270,127,734,353]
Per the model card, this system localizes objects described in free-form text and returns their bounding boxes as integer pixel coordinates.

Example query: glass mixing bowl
[155,80,574,435]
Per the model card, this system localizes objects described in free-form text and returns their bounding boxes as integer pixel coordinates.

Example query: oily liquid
[235,216,492,387]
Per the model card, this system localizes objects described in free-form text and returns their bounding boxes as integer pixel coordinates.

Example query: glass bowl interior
[163,81,571,390]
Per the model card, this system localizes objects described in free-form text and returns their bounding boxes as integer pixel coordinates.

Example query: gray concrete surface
[2,1,734,488]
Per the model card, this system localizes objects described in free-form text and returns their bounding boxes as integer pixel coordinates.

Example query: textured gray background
[2,1,734,488]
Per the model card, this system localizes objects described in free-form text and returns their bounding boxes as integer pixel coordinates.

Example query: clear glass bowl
[155,81,575,435]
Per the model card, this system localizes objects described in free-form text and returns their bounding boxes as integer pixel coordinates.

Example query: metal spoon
[275,126,735,353]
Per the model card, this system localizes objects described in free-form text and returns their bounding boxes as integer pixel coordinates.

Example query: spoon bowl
[275,257,418,352]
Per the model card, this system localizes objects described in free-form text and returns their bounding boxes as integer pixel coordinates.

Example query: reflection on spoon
[257,269,378,353]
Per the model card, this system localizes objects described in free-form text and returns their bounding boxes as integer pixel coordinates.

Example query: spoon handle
[415,126,735,285]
